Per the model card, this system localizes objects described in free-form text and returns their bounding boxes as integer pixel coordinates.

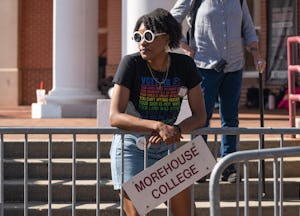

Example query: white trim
[0,68,18,72]
[243,71,259,78]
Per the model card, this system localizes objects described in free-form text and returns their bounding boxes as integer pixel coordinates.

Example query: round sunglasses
[132,30,166,43]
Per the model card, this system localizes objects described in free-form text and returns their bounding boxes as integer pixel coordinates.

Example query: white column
[34,0,104,118]
[0,0,19,106]
[122,0,177,56]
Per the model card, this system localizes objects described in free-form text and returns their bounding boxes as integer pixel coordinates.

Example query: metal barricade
[209,146,300,216]
[0,127,300,216]
[0,127,118,216]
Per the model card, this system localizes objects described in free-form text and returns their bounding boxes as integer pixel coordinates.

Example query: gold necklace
[146,55,169,91]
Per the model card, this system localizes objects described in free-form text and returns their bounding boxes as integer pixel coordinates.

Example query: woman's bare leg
[119,192,139,216]
[170,187,198,216]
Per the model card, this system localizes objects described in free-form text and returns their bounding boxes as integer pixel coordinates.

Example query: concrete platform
[0,105,292,128]
[0,105,297,142]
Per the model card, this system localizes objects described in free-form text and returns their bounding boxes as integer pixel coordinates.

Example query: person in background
[171,0,266,183]
[109,8,206,216]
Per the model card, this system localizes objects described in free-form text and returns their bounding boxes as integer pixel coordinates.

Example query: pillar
[33,0,104,118]
[122,0,177,56]
[0,0,19,106]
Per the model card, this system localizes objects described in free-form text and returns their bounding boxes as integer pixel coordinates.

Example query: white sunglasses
[132,30,166,43]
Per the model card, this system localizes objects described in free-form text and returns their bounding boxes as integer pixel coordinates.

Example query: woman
[109,8,206,216]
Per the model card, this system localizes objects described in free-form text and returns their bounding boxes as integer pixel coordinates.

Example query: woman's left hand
[156,123,182,144]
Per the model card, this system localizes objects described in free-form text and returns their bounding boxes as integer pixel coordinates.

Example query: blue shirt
[171,0,258,72]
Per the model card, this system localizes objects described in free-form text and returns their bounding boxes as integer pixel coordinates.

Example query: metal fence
[209,145,300,216]
[1,127,300,216]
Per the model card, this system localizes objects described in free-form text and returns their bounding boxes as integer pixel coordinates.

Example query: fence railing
[209,146,300,216]
[1,127,300,216]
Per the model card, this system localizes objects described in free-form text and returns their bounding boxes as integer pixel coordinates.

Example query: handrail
[287,36,300,131]
[0,126,300,135]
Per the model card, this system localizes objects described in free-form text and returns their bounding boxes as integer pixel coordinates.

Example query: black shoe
[221,167,238,183]
[197,175,207,183]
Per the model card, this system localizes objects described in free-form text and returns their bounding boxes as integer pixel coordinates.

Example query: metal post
[120,134,124,216]
[143,141,148,216]
[244,161,249,216]
[235,135,240,216]
[24,134,28,216]
[48,134,53,216]
[258,71,266,197]
[72,134,77,216]
[279,134,284,216]
[96,134,101,216]
[273,159,279,216]
[0,134,4,216]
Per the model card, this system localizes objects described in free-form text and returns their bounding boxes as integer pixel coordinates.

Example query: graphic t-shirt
[113,52,201,125]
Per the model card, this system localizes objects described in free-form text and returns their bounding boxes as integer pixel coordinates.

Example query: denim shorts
[110,134,176,190]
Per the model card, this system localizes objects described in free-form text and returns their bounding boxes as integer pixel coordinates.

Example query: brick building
[0,0,299,108]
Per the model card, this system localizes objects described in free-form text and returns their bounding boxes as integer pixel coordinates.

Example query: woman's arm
[109,84,159,132]
[109,84,182,144]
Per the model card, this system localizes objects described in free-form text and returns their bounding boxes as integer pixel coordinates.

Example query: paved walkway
[0,105,291,128]
[0,106,297,141]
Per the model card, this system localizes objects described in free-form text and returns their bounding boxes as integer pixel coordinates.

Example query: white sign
[123,136,216,215]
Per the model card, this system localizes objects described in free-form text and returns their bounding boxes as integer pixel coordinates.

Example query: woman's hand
[154,122,182,145]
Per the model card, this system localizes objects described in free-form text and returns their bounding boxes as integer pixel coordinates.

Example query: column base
[32,103,62,118]
[97,99,111,127]
[35,90,107,118]
[32,102,103,118]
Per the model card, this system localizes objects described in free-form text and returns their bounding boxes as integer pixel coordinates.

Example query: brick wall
[18,0,53,104]
[17,0,300,106]
[240,0,300,108]
[18,0,109,104]
[106,0,121,77]
[99,0,107,58]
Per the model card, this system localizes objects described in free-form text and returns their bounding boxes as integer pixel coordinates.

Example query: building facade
[0,0,299,110]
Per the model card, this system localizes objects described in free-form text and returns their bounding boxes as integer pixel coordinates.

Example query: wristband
[173,124,182,133]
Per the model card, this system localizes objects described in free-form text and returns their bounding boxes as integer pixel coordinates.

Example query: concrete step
[4,179,118,202]
[4,178,300,202]
[3,138,300,215]
[4,139,300,159]
[4,141,104,159]
[4,158,112,179]
[3,199,300,216]
[4,157,300,179]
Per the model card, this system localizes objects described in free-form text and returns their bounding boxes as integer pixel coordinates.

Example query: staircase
[2,138,300,216]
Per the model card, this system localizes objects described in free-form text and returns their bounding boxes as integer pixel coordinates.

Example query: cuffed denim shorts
[110,134,176,190]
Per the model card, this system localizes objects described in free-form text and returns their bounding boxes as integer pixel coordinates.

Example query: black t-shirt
[113,52,201,125]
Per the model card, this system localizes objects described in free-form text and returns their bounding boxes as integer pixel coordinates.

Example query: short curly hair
[134,8,182,49]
